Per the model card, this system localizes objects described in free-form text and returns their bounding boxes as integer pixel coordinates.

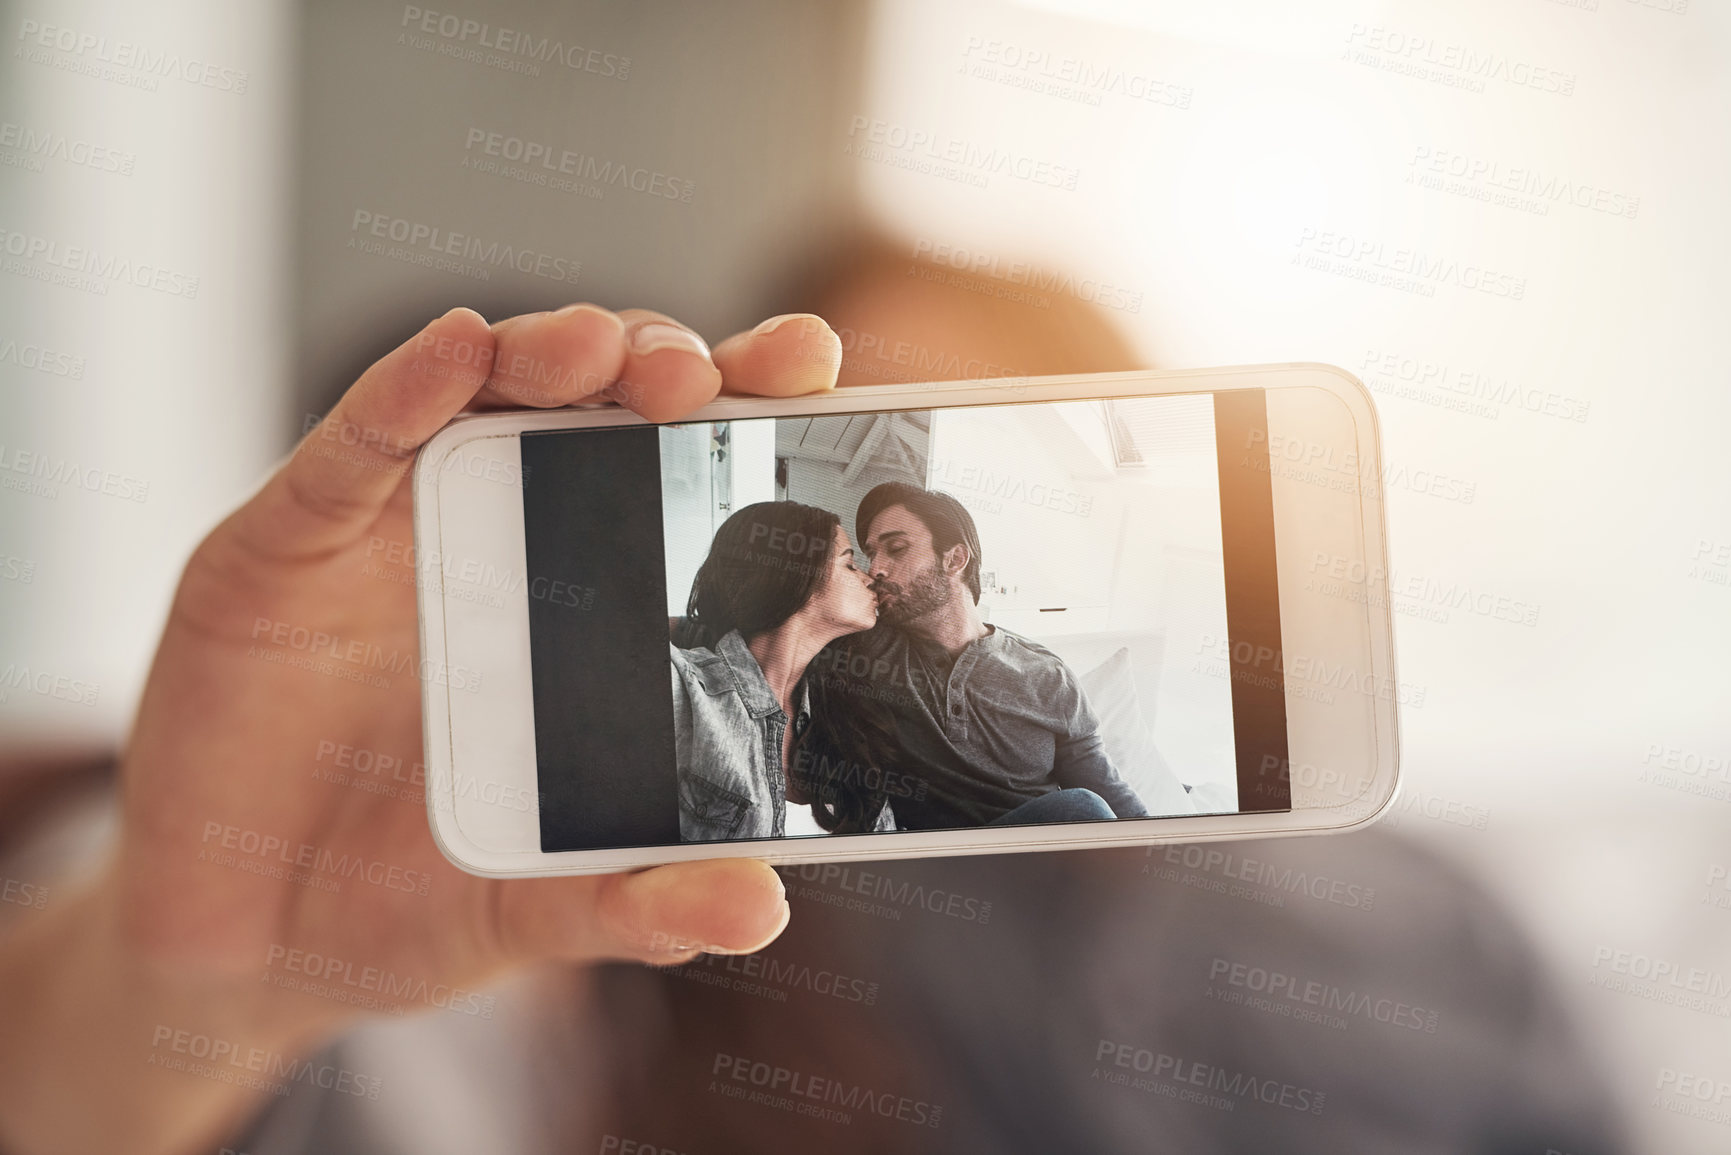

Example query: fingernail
[751,312,823,338]
[556,303,624,335]
[629,322,710,359]
[707,900,792,956]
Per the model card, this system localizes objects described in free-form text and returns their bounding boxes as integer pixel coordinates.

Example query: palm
[121,482,509,1000]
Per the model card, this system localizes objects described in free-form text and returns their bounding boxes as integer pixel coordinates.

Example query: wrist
[97,864,354,1043]
[0,866,355,1155]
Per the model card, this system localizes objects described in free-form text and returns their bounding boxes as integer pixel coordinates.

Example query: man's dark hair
[856,482,982,604]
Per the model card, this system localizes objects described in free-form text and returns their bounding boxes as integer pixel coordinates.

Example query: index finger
[231,307,497,561]
[712,313,842,398]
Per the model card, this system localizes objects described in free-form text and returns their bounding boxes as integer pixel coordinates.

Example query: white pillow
[1076,647,1197,817]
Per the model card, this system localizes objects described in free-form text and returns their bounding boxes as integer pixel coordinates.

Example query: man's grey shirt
[818,623,1148,828]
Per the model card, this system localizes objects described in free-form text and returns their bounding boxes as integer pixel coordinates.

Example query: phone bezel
[413,363,1400,877]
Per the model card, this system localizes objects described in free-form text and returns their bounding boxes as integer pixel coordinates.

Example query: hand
[0,305,842,1155]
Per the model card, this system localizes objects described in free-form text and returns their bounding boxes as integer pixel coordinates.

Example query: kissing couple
[670,482,1148,840]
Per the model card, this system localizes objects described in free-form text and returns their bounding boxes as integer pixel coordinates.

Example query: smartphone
[412,365,1400,877]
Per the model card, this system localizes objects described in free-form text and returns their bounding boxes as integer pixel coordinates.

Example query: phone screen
[520,391,1289,852]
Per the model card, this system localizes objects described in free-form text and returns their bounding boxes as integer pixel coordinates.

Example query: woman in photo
[672,500,897,840]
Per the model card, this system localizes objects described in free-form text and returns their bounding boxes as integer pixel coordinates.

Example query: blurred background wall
[0,0,294,748]
[2,0,1729,1149]
[293,0,870,415]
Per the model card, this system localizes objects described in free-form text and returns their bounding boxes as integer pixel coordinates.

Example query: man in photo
[822,481,1149,830]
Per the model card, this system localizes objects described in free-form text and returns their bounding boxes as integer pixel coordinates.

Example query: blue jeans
[988,788,1115,827]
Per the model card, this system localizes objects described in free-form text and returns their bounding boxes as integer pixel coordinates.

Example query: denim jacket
[670,630,806,842]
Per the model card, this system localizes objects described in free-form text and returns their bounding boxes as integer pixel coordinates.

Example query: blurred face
[863,504,956,627]
[805,526,878,635]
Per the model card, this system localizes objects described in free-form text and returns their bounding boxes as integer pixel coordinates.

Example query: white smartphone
[412,364,1400,877]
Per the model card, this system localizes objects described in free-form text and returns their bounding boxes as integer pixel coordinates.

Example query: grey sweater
[815,624,1149,828]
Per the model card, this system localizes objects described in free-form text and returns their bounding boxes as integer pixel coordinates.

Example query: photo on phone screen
[520,391,1289,852]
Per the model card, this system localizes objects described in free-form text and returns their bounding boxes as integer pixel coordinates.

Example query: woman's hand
[0,305,842,1155]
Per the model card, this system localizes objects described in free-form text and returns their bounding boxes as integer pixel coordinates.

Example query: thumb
[493,859,791,967]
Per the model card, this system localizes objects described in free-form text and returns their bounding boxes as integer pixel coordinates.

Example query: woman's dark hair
[682,501,841,651]
[795,663,901,834]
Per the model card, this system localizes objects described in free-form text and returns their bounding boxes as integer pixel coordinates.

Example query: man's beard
[874,560,952,626]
